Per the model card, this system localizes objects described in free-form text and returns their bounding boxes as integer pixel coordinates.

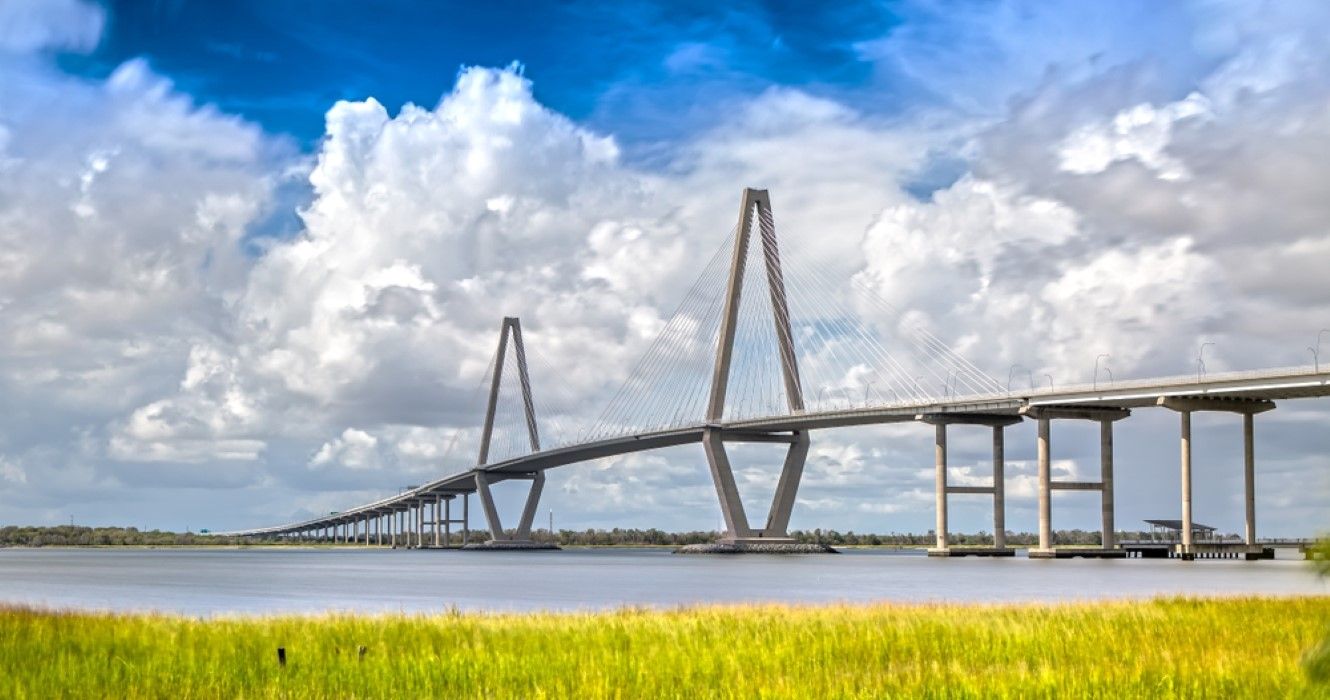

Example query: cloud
[310,429,383,471]
[0,16,288,512]
[0,0,103,53]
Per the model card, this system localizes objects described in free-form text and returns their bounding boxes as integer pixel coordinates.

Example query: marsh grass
[1,597,1326,698]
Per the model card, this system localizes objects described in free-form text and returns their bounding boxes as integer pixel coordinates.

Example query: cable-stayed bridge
[219,189,1330,559]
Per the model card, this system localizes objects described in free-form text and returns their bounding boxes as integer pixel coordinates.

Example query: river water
[0,547,1322,616]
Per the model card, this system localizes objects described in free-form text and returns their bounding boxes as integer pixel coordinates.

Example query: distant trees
[0,526,274,547]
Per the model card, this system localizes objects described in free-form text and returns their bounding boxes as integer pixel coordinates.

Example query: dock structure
[1119,520,1299,560]
[211,189,1330,559]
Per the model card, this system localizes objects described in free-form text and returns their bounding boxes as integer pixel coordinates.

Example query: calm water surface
[0,547,1322,616]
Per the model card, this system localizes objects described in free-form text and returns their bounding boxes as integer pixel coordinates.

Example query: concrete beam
[917,413,1023,427]
[947,486,995,495]
[1020,405,1130,422]
[1157,396,1275,414]
[716,430,803,444]
[1050,481,1104,491]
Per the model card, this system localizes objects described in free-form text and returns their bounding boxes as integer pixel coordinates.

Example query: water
[0,547,1322,616]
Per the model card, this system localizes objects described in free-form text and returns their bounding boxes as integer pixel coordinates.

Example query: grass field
[2,597,1328,698]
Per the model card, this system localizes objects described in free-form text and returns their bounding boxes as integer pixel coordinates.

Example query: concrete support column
[1180,410,1194,557]
[463,493,470,546]
[992,426,1006,549]
[764,431,810,537]
[474,472,505,541]
[702,428,752,540]
[1100,419,1115,549]
[516,473,546,541]
[934,423,948,550]
[444,497,452,547]
[434,496,442,548]
[1037,418,1052,552]
[1244,412,1256,547]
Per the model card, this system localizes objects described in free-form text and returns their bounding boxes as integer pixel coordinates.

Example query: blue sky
[1,0,1328,536]
[63,1,905,153]
[61,0,1212,160]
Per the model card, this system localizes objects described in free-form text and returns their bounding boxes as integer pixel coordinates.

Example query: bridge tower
[470,316,555,549]
[702,188,812,546]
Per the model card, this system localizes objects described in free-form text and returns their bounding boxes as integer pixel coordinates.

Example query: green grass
[2,597,1327,698]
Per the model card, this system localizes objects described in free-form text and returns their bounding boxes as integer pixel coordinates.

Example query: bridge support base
[462,540,560,551]
[927,547,1015,558]
[699,428,822,551]
[468,471,561,550]
[676,541,836,554]
[1028,548,1127,559]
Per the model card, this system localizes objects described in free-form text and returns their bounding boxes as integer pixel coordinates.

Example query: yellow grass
[1,597,1327,698]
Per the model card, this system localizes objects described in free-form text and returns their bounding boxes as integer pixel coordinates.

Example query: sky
[0,0,1328,537]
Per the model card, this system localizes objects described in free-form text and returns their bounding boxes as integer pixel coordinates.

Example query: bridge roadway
[220,365,1330,542]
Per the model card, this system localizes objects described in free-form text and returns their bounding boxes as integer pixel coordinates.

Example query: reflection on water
[0,547,1322,616]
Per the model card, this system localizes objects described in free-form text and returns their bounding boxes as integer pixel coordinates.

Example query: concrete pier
[934,423,947,551]
[1244,412,1256,547]
[1157,396,1275,561]
[1021,405,1130,558]
[1180,410,1193,559]
[921,413,1022,557]
[993,425,1006,550]
[1037,417,1051,554]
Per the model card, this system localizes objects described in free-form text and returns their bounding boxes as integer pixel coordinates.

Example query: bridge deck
[216,366,1330,537]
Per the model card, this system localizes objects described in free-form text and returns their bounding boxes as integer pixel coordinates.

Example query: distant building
[1142,519,1220,542]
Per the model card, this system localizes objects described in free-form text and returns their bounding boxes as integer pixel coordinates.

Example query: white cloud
[0,0,102,53]
[310,429,383,471]
[1058,94,1211,180]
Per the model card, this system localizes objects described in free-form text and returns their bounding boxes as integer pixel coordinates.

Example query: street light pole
[1094,354,1110,390]
[1197,342,1215,383]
